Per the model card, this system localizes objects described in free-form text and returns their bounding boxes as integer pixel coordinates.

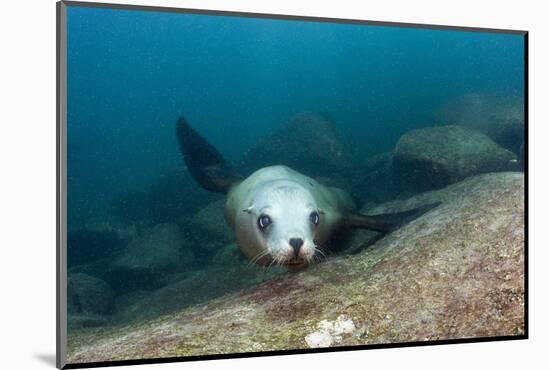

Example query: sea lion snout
[289,238,304,256]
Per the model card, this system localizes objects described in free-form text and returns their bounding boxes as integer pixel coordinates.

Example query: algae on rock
[67,172,524,364]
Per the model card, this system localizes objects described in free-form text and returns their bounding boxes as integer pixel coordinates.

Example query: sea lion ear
[242,205,255,214]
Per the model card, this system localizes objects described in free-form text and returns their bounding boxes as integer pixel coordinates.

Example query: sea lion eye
[258,214,272,231]
[310,211,320,226]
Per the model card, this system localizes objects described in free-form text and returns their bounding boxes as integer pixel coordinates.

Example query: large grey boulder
[67,273,116,328]
[433,93,525,154]
[67,172,524,363]
[106,223,195,293]
[393,125,518,193]
[68,273,115,316]
[239,111,362,189]
[183,199,234,259]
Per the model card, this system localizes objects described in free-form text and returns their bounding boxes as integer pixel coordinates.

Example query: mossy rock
[239,111,362,181]
[67,273,115,317]
[393,125,518,192]
[68,172,524,363]
[433,93,524,154]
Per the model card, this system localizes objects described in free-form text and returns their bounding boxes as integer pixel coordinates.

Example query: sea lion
[176,117,438,270]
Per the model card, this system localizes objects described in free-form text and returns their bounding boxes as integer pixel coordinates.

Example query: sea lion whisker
[267,256,278,269]
[314,247,326,258]
[261,258,277,281]
[314,254,322,265]
[249,250,269,266]
[314,247,327,263]
[309,255,317,265]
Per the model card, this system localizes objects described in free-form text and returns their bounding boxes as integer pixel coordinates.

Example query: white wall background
[0,0,548,369]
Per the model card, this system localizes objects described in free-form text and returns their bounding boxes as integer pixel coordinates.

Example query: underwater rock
[304,315,356,348]
[433,93,525,154]
[67,314,111,329]
[211,243,248,266]
[106,223,195,293]
[67,273,115,317]
[68,257,114,284]
[393,125,518,193]
[187,199,234,256]
[114,265,285,323]
[67,172,524,363]
[239,111,362,182]
[363,151,393,173]
[353,152,400,203]
[112,290,152,322]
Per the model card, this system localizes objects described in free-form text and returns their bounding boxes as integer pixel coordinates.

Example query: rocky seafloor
[67,171,525,363]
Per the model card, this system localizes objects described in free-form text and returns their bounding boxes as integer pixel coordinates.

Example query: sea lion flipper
[345,202,441,232]
[176,117,242,194]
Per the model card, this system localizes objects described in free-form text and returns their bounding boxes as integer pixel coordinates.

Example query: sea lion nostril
[289,238,304,255]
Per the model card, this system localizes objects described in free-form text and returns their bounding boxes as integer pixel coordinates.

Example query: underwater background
[66,6,525,336]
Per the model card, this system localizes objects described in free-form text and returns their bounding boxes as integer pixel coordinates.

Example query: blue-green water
[66,6,524,330]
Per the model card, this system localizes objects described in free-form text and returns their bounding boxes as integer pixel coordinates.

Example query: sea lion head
[236,180,323,269]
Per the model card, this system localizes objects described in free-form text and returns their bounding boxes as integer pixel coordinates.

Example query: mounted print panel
[57,1,527,368]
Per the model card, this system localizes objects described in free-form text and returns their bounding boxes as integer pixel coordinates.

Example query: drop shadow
[34,353,57,367]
